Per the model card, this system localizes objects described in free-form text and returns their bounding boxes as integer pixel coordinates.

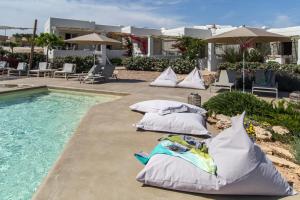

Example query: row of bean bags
[130,100,296,196]
[150,67,205,89]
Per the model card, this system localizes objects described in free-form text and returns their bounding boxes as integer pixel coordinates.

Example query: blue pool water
[0,89,117,200]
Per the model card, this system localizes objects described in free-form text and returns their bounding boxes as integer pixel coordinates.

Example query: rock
[271,146,294,161]
[259,144,273,155]
[259,143,295,161]
[254,126,272,141]
[295,168,300,177]
[215,114,231,129]
[207,117,218,124]
[272,126,289,135]
[267,155,298,169]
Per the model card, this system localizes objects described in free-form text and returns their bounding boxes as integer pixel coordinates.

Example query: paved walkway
[0,77,297,200]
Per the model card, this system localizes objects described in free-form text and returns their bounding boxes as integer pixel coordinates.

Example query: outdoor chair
[80,64,117,84]
[0,61,9,75]
[7,62,28,76]
[53,63,76,79]
[211,70,237,92]
[28,62,52,77]
[252,70,278,98]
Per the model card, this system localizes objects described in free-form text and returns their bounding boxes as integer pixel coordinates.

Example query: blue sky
[0,0,299,35]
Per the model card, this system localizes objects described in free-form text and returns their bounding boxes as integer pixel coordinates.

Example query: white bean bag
[135,112,209,136]
[177,67,205,89]
[129,100,207,115]
[150,67,177,87]
[136,112,295,196]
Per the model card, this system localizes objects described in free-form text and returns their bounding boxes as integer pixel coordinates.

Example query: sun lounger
[211,70,236,92]
[7,62,28,76]
[252,70,278,98]
[28,62,52,77]
[80,64,117,84]
[53,63,76,79]
[0,61,9,75]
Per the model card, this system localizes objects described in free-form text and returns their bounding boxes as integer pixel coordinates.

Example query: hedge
[53,56,94,73]
[122,57,196,74]
[219,61,300,92]
[219,61,300,75]
[0,53,45,68]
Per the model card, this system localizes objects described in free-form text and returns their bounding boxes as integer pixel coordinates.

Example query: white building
[44,17,300,71]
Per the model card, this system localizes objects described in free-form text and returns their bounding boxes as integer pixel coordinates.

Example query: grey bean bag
[177,67,205,89]
[150,67,177,87]
[136,112,296,196]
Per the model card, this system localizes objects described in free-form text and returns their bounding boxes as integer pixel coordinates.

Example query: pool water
[0,89,117,200]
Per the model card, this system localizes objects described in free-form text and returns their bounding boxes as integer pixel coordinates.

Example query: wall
[121,26,161,36]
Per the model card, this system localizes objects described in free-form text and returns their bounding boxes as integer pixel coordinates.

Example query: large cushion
[177,68,205,89]
[136,112,295,196]
[135,112,209,136]
[129,100,207,115]
[150,67,177,87]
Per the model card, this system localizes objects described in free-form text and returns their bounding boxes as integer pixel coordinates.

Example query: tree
[35,33,64,63]
[172,36,207,60]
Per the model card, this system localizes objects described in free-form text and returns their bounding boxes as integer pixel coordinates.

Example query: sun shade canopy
[64,33,121,45]
[206,27,290,44]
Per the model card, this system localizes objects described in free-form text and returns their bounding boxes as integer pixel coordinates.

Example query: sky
[0,0,300,35]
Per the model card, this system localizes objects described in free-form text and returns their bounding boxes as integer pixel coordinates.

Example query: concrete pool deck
[0,76,298,200]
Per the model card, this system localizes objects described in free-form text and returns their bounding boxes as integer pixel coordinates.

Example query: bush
[219,61,300,75]
[110,58,122,66]
[293,138,300,164]
[203,92,273,117]
[122,56,196,74]
[203,92,300,141]
[0,53,45,68]
[53,56,94,73]
[218,62,300,92]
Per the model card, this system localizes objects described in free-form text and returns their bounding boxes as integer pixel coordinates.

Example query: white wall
[121,26,161,36]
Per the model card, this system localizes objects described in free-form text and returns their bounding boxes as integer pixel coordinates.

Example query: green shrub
[203,92,300,142]
[246,49,264,62]
[122,56,196,74]
[222,48,243,63]
[53,56,94,72]
[202,92,273,117]
[110,58,122,66]
[293,138,300,164]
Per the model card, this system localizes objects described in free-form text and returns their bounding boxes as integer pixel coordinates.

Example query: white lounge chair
[252,70,278,98]
[28,62,51,77]
[0,61,9,75]
[8,62,28,76]
[53,63,76,79]
[211,70,236,92]
[80,64,117,84]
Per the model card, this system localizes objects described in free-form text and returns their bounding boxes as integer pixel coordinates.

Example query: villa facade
[44,17,300,71]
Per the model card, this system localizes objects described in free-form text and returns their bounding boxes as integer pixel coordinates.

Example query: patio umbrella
[206,26,290,92]
[65,33,121,64]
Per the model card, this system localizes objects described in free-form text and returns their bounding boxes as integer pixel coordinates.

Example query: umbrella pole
[242,50,245,93]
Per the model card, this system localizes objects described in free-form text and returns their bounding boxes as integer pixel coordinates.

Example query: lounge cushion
[150,67,177,87]
[129,100,207,115]
[135,112,209,136]
[136,112,295,196]
[177,68,205,89]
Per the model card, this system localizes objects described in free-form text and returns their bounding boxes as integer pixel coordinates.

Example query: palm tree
[35,33,64,64]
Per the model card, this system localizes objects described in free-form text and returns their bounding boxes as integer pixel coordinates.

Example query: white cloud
[0,0,186,35]
[272,15,295,28]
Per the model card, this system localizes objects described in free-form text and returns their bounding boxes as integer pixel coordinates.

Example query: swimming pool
[0,88,118,200]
